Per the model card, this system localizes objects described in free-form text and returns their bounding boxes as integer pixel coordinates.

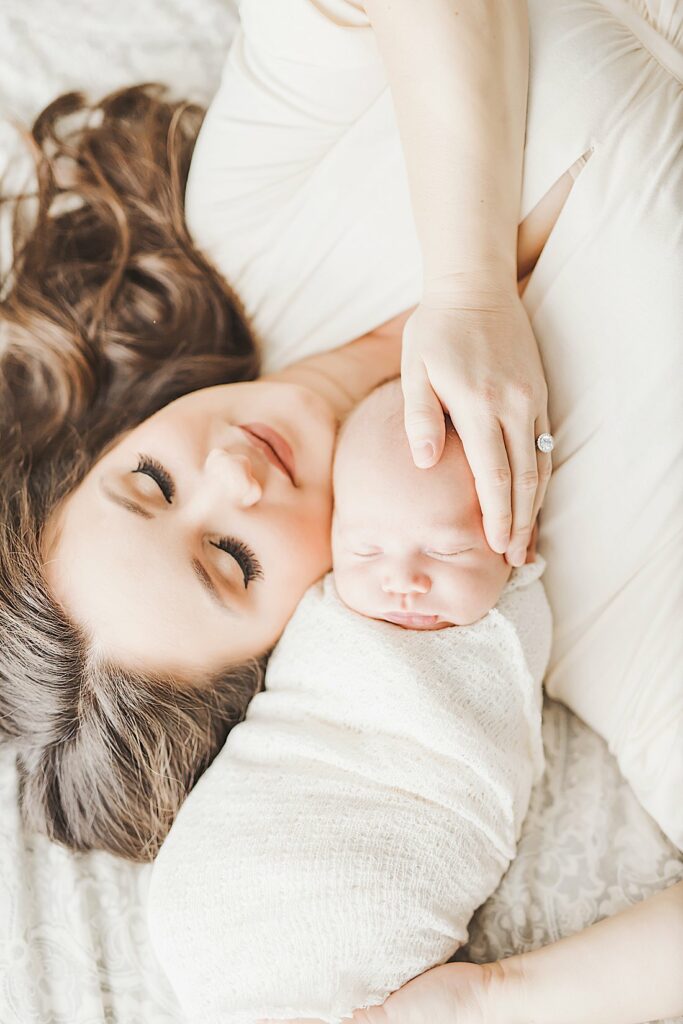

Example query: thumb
[401,363,446,469]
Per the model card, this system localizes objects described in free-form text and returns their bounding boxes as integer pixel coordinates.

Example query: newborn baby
[147,380,552,1024]
[332,377,515,628]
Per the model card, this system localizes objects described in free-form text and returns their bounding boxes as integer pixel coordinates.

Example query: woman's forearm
[494,880,683,1024]
[361,0,529,297]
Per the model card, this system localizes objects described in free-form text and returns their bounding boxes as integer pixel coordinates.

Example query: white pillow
[523,0,683,848]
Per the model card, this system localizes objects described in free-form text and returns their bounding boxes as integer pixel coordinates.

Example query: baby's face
[332,380,512,629]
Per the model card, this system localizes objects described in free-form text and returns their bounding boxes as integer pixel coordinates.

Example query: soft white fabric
[148,559,551,1023]
[186,0,683,848]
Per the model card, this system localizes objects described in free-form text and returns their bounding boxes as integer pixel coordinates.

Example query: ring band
[536,432,554,454]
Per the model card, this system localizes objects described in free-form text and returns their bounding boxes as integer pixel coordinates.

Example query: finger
[502,415,539,567]
[454,413,512,554]
[400,355,446,468]
[525,519,539,563]
[529,415,553,529]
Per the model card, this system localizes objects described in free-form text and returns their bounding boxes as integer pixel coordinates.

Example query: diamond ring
[536,432,554,454]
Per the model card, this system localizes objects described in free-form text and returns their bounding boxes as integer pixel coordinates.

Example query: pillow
[521,0,683,849]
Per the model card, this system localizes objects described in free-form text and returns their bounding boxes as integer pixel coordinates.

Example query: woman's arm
[495,878,683,1024]
[266,147,586,434]
[361,0,551,570]
[361,0,526,293]
[349,880,683,1024]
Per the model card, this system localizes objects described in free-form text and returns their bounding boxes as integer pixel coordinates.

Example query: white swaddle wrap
[147,556,551,1023]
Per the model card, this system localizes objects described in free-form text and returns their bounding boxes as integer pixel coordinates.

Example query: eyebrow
[101,483,156,520]
[100,481,236,616]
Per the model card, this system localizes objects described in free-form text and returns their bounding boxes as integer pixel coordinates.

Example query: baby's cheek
[444,557,512,624]
[331,560,365,615]
[474,557,513,616]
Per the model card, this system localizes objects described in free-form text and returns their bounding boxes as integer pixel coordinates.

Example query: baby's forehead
[336,383,402,452]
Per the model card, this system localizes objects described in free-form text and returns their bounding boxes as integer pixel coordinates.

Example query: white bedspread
[1,2,681,1023]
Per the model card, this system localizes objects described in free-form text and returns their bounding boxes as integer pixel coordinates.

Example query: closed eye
[133,453,175,502]
[211,536,263,589]
[131,453,264,588]
[426,549,472,560]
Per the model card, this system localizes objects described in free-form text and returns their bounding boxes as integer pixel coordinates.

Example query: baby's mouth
[381,612,450,629]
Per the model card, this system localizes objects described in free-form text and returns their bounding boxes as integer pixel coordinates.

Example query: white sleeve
[185,0,386,254]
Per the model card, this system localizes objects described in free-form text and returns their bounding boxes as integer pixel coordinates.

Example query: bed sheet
[0,2,681,1022]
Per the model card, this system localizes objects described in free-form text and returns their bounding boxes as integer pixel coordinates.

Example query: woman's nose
[381,562,431,596]
[205,447,263,508]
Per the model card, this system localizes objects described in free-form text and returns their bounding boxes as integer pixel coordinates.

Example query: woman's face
[41,381,338,678]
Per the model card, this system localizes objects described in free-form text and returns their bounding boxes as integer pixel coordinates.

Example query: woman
[1,0,547,859]
[0,0,680,1019]
[0,88,408,859]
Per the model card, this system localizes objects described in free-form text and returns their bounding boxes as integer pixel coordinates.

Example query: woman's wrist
[422,269,521,310]
[480,958,528,1024]
[481,882,683,1024]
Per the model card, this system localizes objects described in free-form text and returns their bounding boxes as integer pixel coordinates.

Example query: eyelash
[427,550,469,559]
[132,454,264,589]
[354,550,468,560]
[133,454,175,502]
[211,537,264,589]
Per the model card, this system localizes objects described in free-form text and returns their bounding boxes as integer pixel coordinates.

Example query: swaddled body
[148,557,551,1024]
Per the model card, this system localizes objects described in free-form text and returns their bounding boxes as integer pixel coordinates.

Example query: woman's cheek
[292,507,334,584]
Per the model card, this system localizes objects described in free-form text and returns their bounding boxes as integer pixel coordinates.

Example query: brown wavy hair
[0,84,267,861]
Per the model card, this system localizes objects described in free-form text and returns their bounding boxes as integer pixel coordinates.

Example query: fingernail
[412,441,435,468]
[489,534,509,555]
[509,545,526,567]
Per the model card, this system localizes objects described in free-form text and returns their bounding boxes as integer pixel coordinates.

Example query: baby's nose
[381,563,431,596]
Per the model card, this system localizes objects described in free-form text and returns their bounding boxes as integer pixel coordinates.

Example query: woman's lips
[381,612,448,629]
[237,423,297,485]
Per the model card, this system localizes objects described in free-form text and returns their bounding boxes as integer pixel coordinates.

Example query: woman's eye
[132,454,175,503]
[211,537,264,590]
[130,455,262,590]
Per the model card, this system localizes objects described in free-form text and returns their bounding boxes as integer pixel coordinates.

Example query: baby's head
[332,378,512,629]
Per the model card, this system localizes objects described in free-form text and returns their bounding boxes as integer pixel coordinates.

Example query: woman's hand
[255,963,503,1024]
[347,961,501,1024]
[400,292,552,566]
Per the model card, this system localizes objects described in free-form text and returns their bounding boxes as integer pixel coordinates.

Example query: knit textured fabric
[148,556,552,1024]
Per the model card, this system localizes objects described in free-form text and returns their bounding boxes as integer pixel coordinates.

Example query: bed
[1,2,681,1022]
